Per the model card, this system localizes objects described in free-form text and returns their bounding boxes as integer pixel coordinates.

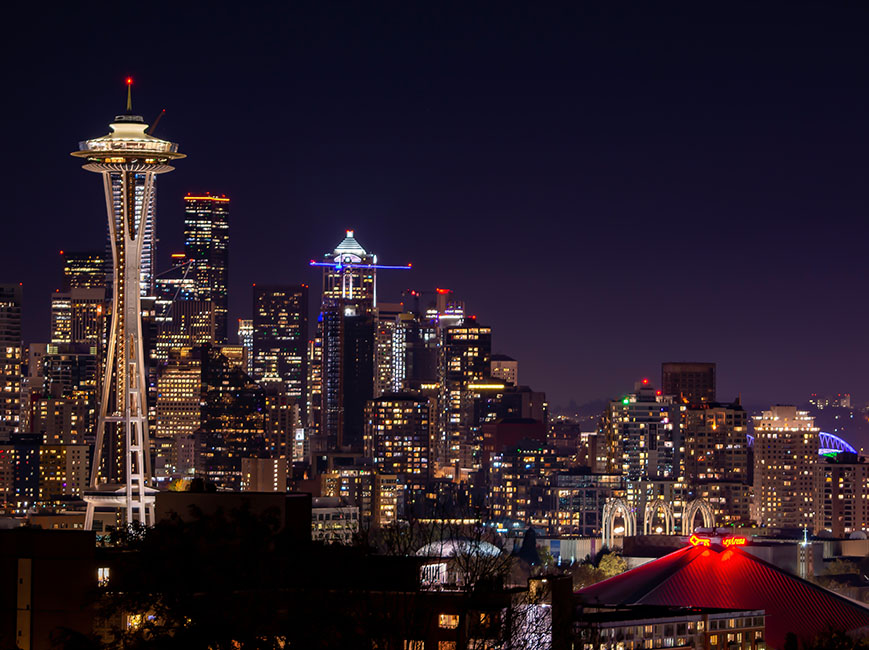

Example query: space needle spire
[72,79,185,528]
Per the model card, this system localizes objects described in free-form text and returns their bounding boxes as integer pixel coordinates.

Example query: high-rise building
[153,299,215,363]
[489,441,557,521]
[490,354,518,386]
[313,231,410,452]
[184,194,229,342]
[816,453,869,537]
[752,405,820,529]
[38,444,89,500]
[72,88,184,527]
[373,302,405,397]
[263,389,302,461]
[602,380,683,481]
[237,319,253,376]
[364,393,432,478]
[0,285,22,442]
[307,335,323,450]
[59,250,107,291]
[50,288,105,347]
[661,362,716,405]
[196,345,266,490]
[683,400,752,525]
[440,316,491,475]
[154,347,202,481]
[252,285,308,400]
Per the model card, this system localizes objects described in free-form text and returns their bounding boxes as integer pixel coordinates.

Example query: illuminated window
[98,567,110,587]
[439,614,460,629]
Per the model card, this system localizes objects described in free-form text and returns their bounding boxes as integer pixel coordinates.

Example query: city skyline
[3,3,869,411]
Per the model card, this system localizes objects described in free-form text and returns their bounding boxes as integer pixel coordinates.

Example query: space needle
[71,79,184,528]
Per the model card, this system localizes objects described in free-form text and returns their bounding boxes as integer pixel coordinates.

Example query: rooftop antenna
[125,76,133,112]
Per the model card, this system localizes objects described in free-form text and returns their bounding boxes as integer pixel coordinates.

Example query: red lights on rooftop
[436,288,451,295]
[642,378,649,385]
[126,77,133,86]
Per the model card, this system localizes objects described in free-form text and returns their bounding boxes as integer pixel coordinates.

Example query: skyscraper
[50,288,105,347]
[364,393,432,478]
[184,193,229,342]
[373,302,404,397]
[237,318,253,375]
[60,250,107,291]
[252,284,308,399]
[440,316,492,475]
[71,84,184,526]
[0,285,22,442]
[490,354,518,386]
[312,231,410,451]
[753,405,820,529]
[661,362,716,405]
[683,400,752,524]
[602,380,682,481]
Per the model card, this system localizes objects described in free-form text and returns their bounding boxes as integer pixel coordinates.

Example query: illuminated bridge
[745,431,857,456]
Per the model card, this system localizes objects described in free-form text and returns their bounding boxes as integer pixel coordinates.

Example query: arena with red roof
[577,540,869,649]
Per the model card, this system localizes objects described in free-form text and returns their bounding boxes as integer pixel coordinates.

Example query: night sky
[2,2,868,410]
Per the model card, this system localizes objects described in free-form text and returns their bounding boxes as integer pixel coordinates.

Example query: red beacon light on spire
[642,378,649,385]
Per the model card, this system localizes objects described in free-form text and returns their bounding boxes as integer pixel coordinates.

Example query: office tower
[237,319,253,375]
[661,362,716,404]
[473,382,547,427]
[32,397,93,445]
[0,434,40,510]
[488,441,557,520]
[153,252,214,363]
[373,302,404,397]
[71,86,184,527]
[42,343,99,399]
[490,354,518,386]
[440,316,491,476]
[753,405,820,529]
[602,380,682,481]
[38,444,89,499]
[60,250,107,291]
[183,193,229,342]
[683,400,752,524]
[263,389,302,460]
[153,299,215,363]
[0,285,22,442]
[197,344,266,490]
[154,347,202,481]
[816,453,869,537]
[312,231,410,451]
[307,336,323,450]
[252,285,308,399]
[364,393,432,478]
[50,288,105,347]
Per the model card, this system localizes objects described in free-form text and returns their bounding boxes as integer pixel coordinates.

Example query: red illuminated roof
[577,545,869,649]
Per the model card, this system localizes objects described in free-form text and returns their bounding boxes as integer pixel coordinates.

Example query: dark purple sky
[2,2,868,410]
